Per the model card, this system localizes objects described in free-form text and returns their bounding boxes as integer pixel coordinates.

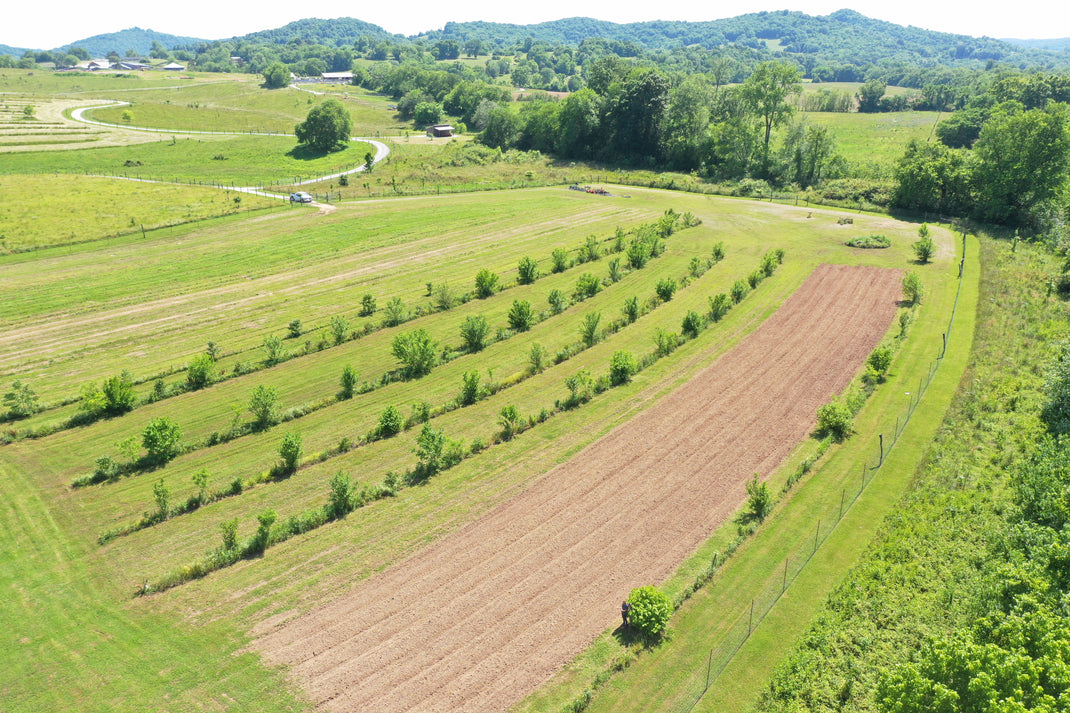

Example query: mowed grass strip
[0,134,374,186]
[84,81,408,136]
[0,175,277,252]
[0,189,649,402]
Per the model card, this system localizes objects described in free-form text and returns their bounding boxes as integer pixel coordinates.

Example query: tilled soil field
[255,263,903,712]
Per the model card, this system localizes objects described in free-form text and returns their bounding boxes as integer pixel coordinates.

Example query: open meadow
[0,68,980,713]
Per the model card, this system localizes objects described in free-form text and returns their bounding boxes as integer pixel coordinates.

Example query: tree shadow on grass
[286,144,351,161]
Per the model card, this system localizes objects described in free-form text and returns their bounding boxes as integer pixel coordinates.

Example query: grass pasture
[0,180,956,712]
[84,81,408,136]
[0,134,376,187]
[804,110,942,168]
[0,174,278,252]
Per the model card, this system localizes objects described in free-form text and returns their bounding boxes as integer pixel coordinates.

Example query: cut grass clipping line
[542,230,972,713]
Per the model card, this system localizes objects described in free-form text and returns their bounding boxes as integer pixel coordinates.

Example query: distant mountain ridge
[51,27,206,57]
[5,11,1068,70]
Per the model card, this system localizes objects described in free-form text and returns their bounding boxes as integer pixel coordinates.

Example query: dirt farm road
[255,263,904,712]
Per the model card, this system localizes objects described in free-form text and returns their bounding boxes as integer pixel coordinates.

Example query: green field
[0,175,278,251]
[805,110,942,168]
[0,66,999,713]
[0,133,377,185]
[0,175,956,711]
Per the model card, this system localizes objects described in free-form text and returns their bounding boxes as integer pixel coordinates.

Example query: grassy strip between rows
[513,229,972,713]
[139,250,786,593]
[95,237,744,543]
[4,211,693,434]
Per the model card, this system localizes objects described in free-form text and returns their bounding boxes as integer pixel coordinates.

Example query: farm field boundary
[253,263,903,713]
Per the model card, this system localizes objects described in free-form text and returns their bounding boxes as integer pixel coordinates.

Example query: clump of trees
[295,98,353,152]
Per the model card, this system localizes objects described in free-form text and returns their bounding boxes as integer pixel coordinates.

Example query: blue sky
[3,0,1066,51]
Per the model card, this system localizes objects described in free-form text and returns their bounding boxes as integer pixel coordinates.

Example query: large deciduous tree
[740,61,802,175]
[295,98,352,153]
[972,101,1070,225]
[262,62,290,89]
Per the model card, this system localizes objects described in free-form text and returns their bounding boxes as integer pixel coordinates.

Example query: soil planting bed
[255,263,903,712]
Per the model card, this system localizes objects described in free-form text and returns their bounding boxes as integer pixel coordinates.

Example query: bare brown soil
[254,263,903,712]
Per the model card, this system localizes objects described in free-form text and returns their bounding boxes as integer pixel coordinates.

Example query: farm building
[321,71,353,83]
[426,124,454,138]
[161,62,186,71]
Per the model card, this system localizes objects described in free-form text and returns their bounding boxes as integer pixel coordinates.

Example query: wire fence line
[661,229,970,713]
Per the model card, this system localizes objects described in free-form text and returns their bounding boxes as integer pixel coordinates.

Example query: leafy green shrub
[460,314,491,352]
[498,405,521,440]
[517,256,540,284]
[152,479,170,521]
[730,280,749,303]
[391,328,438,377]
[142,417,183,464]
[508,299,535,332]
[574,273,602,300]
[918,223,930,238]
[248,384,280,428]
[654,328,679,357]
[287,319,303,338]
[262,334,285,365]
[735,474,773,532]
[378,405,404,437]
[474,268,499,298]
[548,288,569,315]
[330,315,349,344]
[747,270,763,289]
[681,310,703,339]
[623,296,640,323]
[529,343,546,374]
[383,297,406,327]
[627,586,672,638]
[339,365,358,399]
[816,400,853,441]
[913,235,935,263]
[564,369,594,408]
[708,293,731,321]
[580,312,601,347]
[655,277,677,302]
[278,432,302,474]
[711,241,725,261]
[607,257,623,283]
[413,422,446,477]
[459,370,482,406]
[220,518,239,551]
[408,401,432,426]
[186,353,214,390]
[551,248,570,273]
[325,471,353,520]
[844,234,891,249]
[867,346,893,381]
[1043,338,1070,432]
[580,235,601,263]
[359,293,376,316]
[609,350,638,386]
[626,239,651,269]
[902,271,924,304]
[3,380,38,419]
[250,509,276,553]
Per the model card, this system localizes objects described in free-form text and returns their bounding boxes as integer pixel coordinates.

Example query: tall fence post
[878,433,884,467]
